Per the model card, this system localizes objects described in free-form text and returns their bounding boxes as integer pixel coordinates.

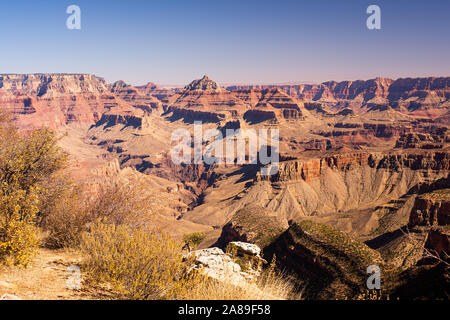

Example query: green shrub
[183,232,206,251]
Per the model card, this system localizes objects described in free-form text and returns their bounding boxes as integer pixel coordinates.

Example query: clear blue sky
[0,0,449,85]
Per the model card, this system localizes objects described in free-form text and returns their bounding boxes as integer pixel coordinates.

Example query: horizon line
[1,73,450,88]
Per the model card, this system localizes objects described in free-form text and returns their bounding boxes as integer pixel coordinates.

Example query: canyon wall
[258,152,450,183]
[227,77,450,109]
[0,74,116,128]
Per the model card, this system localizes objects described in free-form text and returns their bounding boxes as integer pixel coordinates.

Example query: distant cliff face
[322,78,393,101]
[0,74,109,96]
[0,74,115,128]
[2,74,448,130]
[388,77,450,100]
[227,78,393,102]
[109,80,163,112]
[257,152,450,183]
[227,77,450,113]
[0,74,169,129]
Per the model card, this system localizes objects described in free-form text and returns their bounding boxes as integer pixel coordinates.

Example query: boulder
[228,241,261,256]
[184,242,266,285]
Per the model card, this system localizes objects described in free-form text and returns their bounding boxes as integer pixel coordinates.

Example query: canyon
[0,73,449,298]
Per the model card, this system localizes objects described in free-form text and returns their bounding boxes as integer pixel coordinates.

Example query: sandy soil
[0,248,111,300]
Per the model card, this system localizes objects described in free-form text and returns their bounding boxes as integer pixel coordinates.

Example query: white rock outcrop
[184,242,267,286]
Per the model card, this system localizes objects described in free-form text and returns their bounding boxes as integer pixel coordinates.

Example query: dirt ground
[0,248,111,300]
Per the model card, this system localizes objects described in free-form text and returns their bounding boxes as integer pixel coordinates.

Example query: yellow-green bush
[0,219,40,266]
[80,222,188,300]
[0,124,67,265]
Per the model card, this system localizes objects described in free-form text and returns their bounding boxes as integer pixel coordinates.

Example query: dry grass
[41,184,90,249]
[42,179,156,249]
[182,265,301,300]
[84,180,155,227]
[80,222,188,300]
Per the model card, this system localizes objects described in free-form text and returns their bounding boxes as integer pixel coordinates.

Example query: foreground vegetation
[80,222,298,300]
[0,118,297,300]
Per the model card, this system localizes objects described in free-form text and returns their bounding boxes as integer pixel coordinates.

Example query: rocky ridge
[227,77,450,114]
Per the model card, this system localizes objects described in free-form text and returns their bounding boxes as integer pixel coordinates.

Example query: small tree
[183,232,206,252]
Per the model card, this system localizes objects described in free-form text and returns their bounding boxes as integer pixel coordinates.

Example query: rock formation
[215,206,289,249]
[165,75,249,123]
[184,242,266,285]
[264,220,383,299]
[0,74,115,129]
[227,77,450,117]
[409,189,450,226]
